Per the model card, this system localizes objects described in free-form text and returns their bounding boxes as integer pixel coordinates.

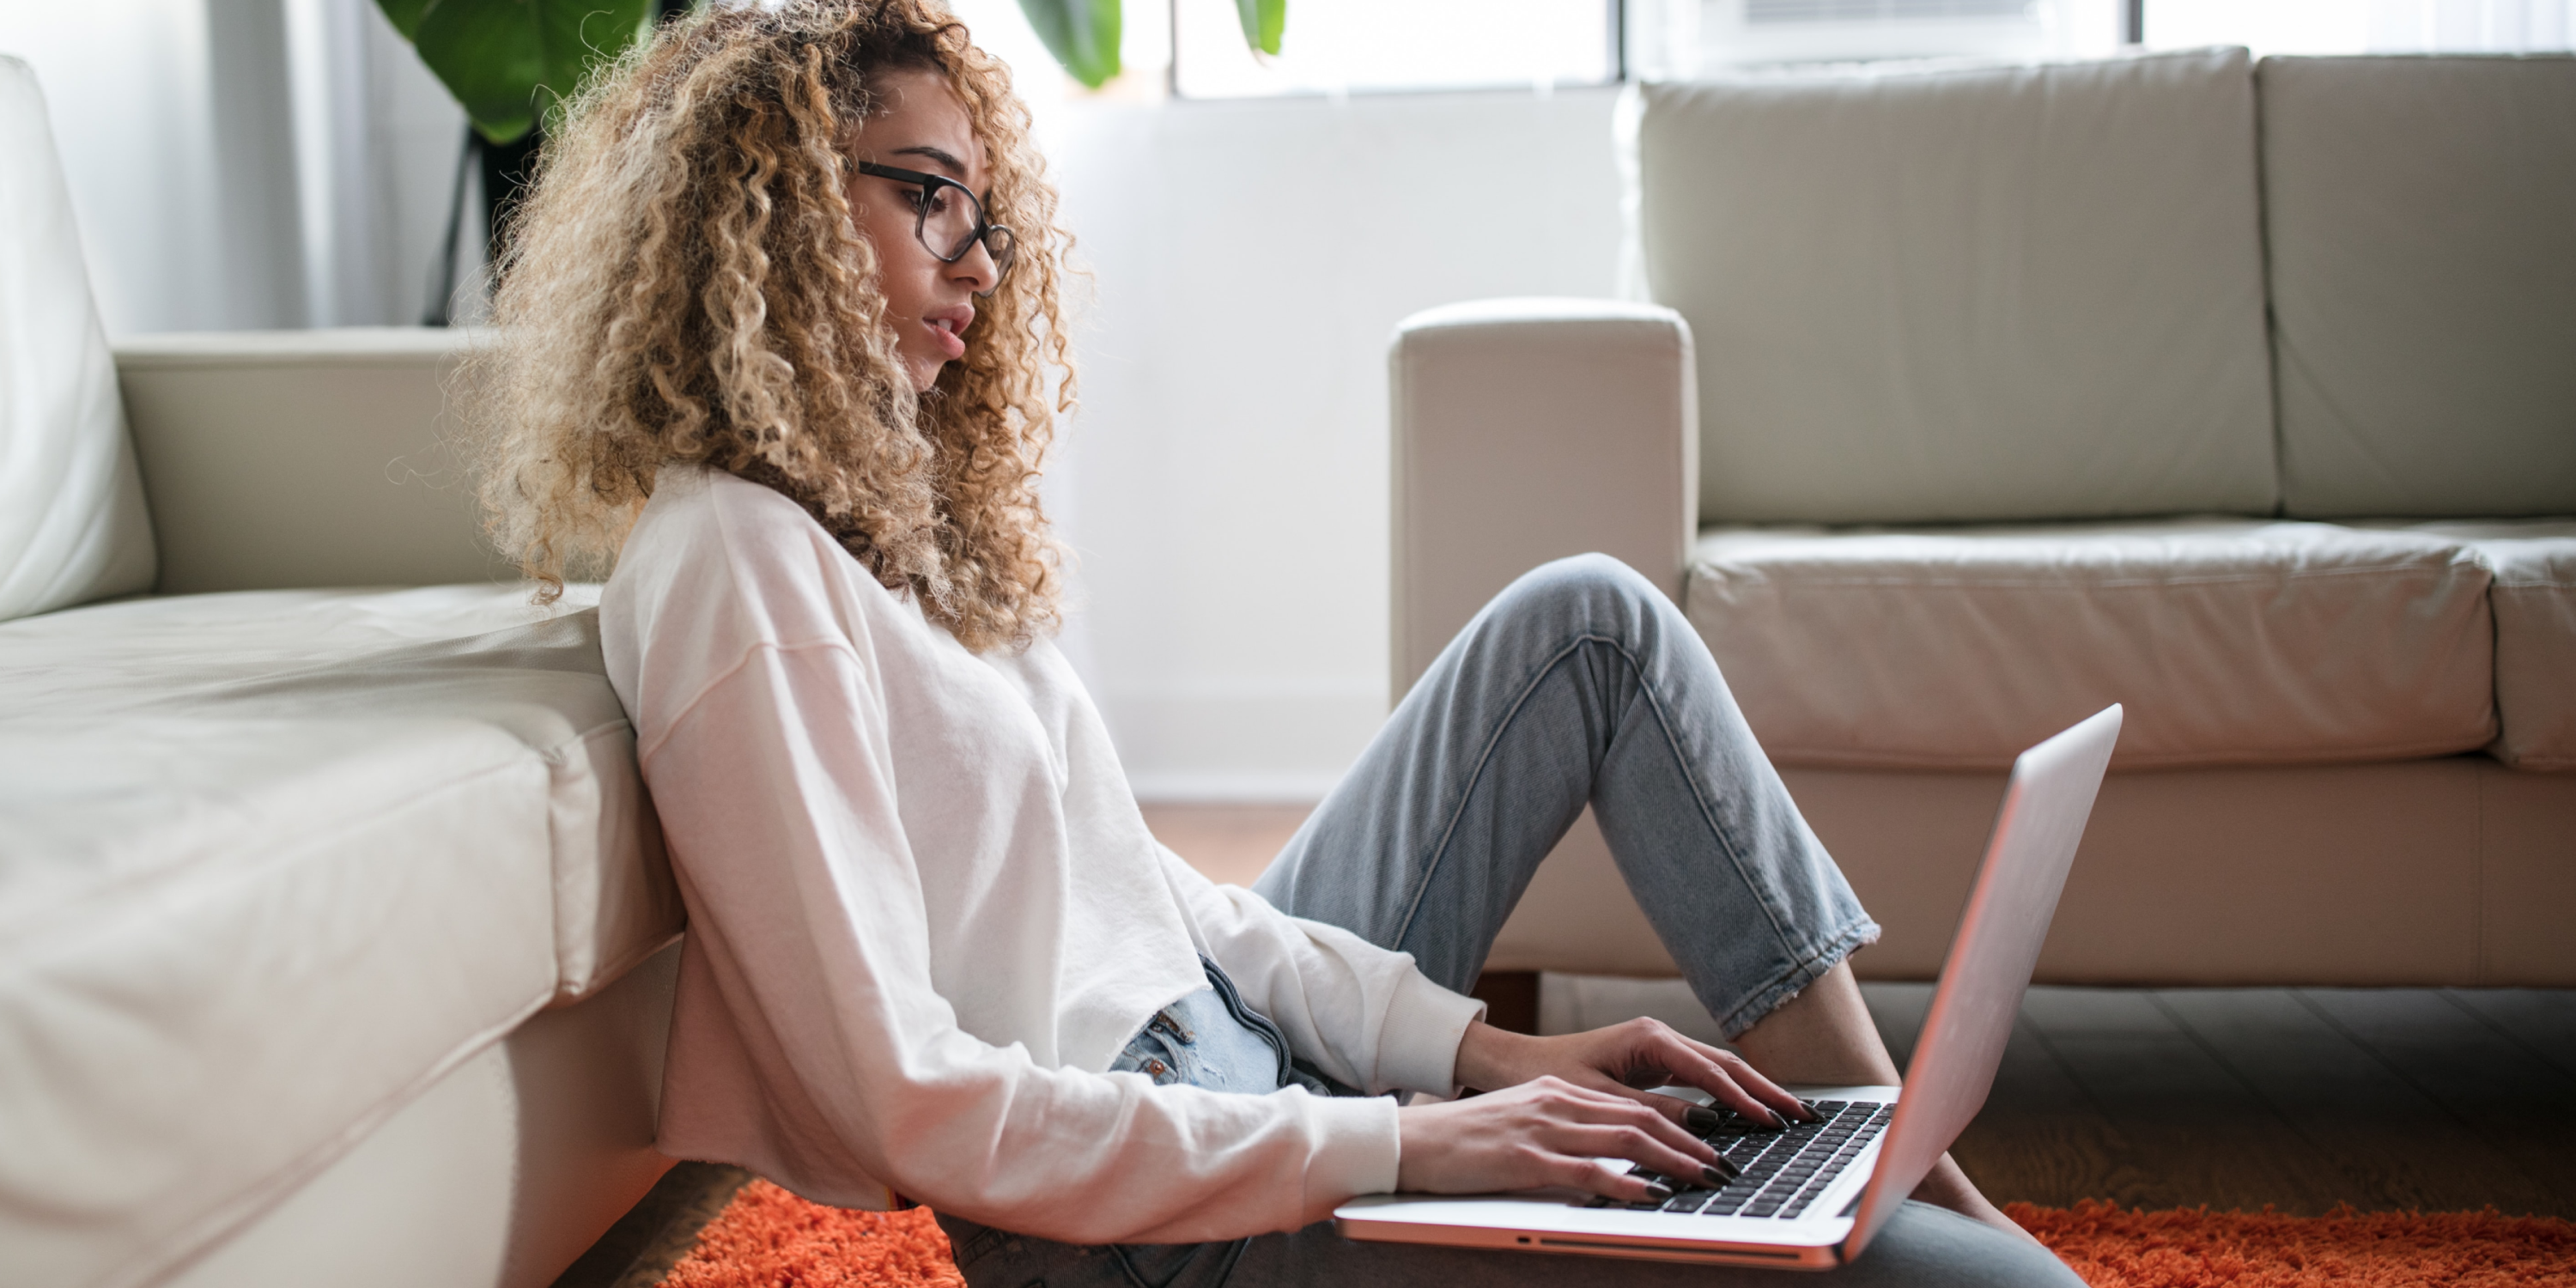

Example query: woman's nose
[953,238,999,295]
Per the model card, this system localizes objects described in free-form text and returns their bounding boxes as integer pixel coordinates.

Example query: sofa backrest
[113,330,502,593]
[0,56,156,621]
[1629,48,2281,526]
[2259,54,2576,519]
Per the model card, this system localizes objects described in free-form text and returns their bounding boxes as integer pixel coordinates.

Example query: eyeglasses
[854,161,1017,293]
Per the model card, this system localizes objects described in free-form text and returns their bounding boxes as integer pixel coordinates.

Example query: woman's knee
[1491,553,1665,630]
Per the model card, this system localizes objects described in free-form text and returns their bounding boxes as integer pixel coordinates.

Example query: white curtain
[288,0,491,328]
[0,0,465,334]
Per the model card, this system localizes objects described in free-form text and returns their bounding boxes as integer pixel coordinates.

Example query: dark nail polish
[1643,1182,1675,1202]
[1686,1106,1722,1134]
[1704,1160,1740,1184]
[1768,1109,1791,1129]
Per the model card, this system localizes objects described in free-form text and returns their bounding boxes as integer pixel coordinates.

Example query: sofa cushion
[2376,520,2576,772]
[0,586,676,999]
[1,717,557,1288]
[1631,47,2277,526]
[2260,55,2576,517]
[0,586,675,1288]
[1685,519,2494,770]
[0,57,155,622]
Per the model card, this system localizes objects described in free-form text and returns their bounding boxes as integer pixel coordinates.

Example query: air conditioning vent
[1745,0,2036,23]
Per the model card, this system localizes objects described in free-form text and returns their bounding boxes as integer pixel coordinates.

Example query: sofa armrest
[1388,298,1698,702]
[113,328,504,594]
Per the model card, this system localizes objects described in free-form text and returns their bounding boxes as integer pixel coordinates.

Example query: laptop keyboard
[1586,1099,1893,1221]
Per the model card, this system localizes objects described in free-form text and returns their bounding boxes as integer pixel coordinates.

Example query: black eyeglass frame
[853,161,1016,288]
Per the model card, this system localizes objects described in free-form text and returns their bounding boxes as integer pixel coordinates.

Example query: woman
[466,4,2079,1285]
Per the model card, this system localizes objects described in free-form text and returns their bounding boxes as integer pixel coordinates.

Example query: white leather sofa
[1,58,683,1288]
[1396,49,2576,988]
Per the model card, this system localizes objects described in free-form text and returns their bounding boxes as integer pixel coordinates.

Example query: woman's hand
[1453,1018,1815,1133]
[1388,1018,1821,1201]
[1394,1076,1733,1201]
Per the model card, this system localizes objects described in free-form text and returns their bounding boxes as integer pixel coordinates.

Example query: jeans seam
[1618,639,1885,1034]
[1618,638,1803,951]
[1390,631,1612,952]
[1200,955,1295,1087]
[1109,1238,1250,1288]
[1405,617,1864,1036]
[944,1218,1012,1267]
[1398,627,1819,969]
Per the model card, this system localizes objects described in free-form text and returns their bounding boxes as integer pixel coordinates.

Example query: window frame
[1164,0,1631,101]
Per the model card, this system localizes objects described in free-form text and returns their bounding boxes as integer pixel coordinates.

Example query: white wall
[1048,88,1626,799]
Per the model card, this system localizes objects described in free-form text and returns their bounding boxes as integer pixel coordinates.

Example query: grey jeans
[938,556,2081,1287]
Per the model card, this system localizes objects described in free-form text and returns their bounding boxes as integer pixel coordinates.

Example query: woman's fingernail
[1643,1182,1675,1202]
[1768,1109,1791,1129]
[1686,1106,1722,1133]
[1704,1160,1740,1183]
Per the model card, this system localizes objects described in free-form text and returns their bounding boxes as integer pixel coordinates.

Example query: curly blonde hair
[463,0,1067,652]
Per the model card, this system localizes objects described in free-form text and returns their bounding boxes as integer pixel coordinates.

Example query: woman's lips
[925,308,973,360]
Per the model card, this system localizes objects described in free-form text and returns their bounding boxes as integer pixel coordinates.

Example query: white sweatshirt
[598,466,1484,1244]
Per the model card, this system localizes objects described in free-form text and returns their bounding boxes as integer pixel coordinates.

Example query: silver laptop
[1334,704,2122,1270]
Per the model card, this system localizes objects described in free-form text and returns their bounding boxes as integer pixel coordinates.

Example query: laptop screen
[1844,705,2120,1257]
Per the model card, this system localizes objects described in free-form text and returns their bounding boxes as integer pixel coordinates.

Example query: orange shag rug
[661,1182,2576,1287]
[662,1182,961,1288]
[2005,1200,2576,1287]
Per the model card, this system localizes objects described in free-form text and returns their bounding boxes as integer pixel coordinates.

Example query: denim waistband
[1110,956,1341,1097]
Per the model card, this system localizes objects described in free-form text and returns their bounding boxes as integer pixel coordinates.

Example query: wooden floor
[1136,802,1314,887]
[1874,982,2576,1219]
[552,805,2576,1286]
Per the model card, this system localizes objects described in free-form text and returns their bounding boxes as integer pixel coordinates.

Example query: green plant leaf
[376,0,434,40]
[1233,0,1284,56]
[387,0,655,145]
[1016,0,1120,88]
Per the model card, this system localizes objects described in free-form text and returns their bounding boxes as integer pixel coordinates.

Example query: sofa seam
[2252,46,2291,520]
[1763,735,2510,775]
[113,987,555,1288]
[1686,566,2485,590]
[542,719,671,1002]
[49,759,562,1285]
[2473,760,2488,986]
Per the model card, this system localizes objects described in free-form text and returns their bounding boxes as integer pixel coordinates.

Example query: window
[1157,0,2573,103]
[2145,0,2573,55]
[1170,0,1619,98]
[1667,0,2121,71]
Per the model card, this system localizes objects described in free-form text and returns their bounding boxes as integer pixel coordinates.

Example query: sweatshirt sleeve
[1155,847,1486,1099]
[641,641,1404,1244]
